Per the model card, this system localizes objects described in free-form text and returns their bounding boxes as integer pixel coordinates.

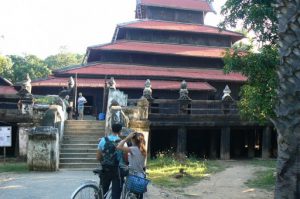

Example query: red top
[139,0,213,12]
[90,40,228,58]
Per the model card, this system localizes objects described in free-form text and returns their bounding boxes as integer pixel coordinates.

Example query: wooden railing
[127,99,239,115]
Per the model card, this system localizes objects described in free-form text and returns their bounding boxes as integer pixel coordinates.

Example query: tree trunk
[273,1,300,198]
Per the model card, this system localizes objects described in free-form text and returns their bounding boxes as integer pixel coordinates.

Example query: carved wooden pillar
[220,126,230,160]
[209,132,217,159]
[248,131,255,158]
[262,125,272,159]
[177,126,187,156]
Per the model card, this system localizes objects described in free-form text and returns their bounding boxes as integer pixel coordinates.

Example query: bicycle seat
[93,168,103,175]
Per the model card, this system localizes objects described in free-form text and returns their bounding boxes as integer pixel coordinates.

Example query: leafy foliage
[34,95,61,105]
[44,53,84,70]
[0,55,13,79]
[219,0,277,43]
[8,55,51,83]
[223,44,279,124]
[0,52,83,83]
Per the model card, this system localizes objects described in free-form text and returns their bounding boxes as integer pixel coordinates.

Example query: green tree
[44,52,84,70]
[9,55,50,83]
[220,0,277,44]
[223,44,278,124]
[0,55,13,80]
[220,0,279,124]
[273,0,300,197]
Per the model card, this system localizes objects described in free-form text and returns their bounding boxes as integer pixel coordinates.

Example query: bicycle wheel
[124,192,138,199]
[71,183,102,199]
[104,187,112,199]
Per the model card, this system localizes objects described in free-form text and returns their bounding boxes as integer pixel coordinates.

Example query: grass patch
[248,158,276,168]
[147,156,225,188]
[0,162,28,173]
[246,169,276,190]
[245,159,276,190]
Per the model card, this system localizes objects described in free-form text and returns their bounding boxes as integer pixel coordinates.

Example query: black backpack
[101,137,120,167]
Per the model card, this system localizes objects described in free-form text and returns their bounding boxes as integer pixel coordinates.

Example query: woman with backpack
[117,132,147,198]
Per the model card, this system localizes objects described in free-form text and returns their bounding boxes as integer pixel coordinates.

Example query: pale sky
[0,0,226,58]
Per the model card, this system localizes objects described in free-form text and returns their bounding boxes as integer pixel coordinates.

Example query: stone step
[60,148,98,153]
[59,163,99,169]
[65,121,105,125]
[63,136,102,141]
[62,140,99,144]
[60,153,97,158]
[61,144,97,149]
[64,125,105,129]
[62,136,100,144]
[64,129,104,133]
[60,158,99,164]
[64,132,103,136]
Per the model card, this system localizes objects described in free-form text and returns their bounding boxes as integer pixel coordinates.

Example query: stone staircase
[59,120,105,169]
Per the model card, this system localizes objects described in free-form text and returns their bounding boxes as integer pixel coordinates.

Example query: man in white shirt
[77,92,87,120]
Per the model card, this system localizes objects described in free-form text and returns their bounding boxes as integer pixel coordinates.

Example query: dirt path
[145,161,274,199]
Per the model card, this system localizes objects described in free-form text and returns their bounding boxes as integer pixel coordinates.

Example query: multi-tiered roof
[32,0,245,96]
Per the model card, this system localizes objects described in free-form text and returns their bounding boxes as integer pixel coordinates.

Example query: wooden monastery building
[31,0,277,159]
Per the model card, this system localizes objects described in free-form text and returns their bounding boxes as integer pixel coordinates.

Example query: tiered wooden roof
[116,20,244,42]
[89,40,228,58]
[0,77,17,95]
[33,0,245,92]
[138,0,214,12]
[32,76,215,91]
[54,63,246,82]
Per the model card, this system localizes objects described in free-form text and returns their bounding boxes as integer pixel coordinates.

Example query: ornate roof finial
[143,79,153,100]
[68,76,75,89]
[222,85,232,101]
[178,80,191,100]
[108,77,116,90]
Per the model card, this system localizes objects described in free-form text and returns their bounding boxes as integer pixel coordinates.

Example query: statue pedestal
[27,126,59,171]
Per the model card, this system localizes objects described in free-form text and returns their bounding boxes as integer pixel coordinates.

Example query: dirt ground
[144,161,274,199]
[0,160,274,199]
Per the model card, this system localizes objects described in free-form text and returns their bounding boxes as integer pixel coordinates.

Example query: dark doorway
[84,96,94,115]
[150,127,177,157]
[187,128,220,159]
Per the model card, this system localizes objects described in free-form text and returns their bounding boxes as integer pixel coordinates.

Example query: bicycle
[121,168,150,199]
[70,166,112,199]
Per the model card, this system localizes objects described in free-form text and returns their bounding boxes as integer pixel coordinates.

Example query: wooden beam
[220,126,230,160]
[248,131,255,158]
[262,126,272,159]
[177,126,187,155]
[209,132,217,159]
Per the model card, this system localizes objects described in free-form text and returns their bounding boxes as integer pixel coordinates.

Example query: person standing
[63,95,73,120]
[77,92,87,120]
[117,132,147,199]
[96,123,126,199]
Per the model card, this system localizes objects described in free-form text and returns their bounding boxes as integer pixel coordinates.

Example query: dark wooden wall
[146,6,204,24]
[123,29,232,47]
[88,51,224,69]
